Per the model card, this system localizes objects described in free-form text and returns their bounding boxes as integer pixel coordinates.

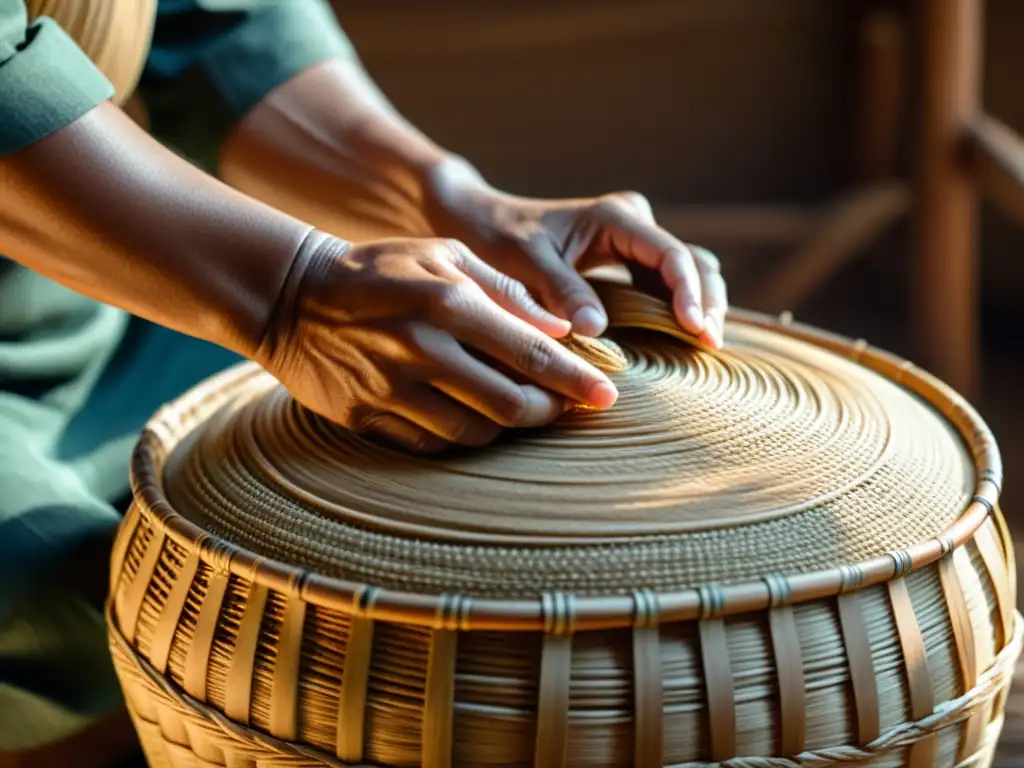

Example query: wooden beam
[750,181,911,311]
[913,0,983,399]
[854,7,906,182]
[970,115,1024,226]
[653,204,816,249]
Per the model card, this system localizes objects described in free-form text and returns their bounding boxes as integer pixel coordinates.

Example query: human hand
[423,158,728,348]
[255,233,618,454]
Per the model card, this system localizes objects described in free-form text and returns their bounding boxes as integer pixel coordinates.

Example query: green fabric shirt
[0,0,356,752]
[0,1,113,154]
[0,0,355,158]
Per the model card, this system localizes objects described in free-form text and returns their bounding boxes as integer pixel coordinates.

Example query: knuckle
[350,405,383,434]
[495,272,531,303]
[411,432,449,455]
[608,190,653,218]
[593,197,623,219]
[517,336,558,377]
[401,322,436,356]
[493,387,529,426]
[435,282,475,315]
[693,246,721,271]
[457,420,501,447]
[436,238,466,264]
[442,418,470,444]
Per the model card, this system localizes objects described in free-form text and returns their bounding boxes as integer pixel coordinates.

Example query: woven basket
[106,281,1018,767]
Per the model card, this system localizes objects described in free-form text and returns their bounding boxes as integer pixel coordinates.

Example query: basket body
[106,301,1018,768]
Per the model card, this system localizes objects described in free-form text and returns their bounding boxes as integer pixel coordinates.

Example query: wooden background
[329,0,1024,325]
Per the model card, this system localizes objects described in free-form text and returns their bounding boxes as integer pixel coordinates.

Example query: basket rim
[128,304,1004,633]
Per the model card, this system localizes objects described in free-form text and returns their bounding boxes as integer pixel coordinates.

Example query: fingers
[444,241,571,338]
[431,346,566,428]
[359,412,450,455]
[362,350,568,455]
[596,197,704,338]
[357,367,564,455]
[693,245,728,349]
[526,241,609,337]
[389,387,504,447]
[357,383,508,453]
[593,194,728,349]
[435,295,618,409]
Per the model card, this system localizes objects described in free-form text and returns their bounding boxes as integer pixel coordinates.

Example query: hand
[423,158,728,348]
[256,234,618,454]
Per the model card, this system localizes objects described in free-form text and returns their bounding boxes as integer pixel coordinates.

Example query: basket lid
[159,282,977,599]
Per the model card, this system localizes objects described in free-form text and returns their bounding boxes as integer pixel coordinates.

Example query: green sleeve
[140,0,357,171]
[0,0,114,156]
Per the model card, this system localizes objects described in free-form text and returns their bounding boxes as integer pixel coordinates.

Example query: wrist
[254,230,351,369]
[418,154,499,236]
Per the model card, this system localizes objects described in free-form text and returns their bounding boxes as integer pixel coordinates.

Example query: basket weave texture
[107,282,1018,767]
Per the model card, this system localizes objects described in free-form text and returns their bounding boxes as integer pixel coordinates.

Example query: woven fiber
[107,280,1017,767]
[160,283,971,598]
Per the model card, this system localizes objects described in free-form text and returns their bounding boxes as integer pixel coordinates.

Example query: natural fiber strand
[161,287,973,599]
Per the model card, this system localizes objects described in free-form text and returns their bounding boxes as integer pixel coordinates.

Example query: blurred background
[325,0,1024,755]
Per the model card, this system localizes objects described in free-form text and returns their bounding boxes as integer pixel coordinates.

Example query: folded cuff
[0,18,114,156]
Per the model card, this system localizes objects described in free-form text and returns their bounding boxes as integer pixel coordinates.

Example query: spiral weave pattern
[163,283,973,598]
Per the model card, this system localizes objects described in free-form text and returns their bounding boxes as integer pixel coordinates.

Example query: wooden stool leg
[915,0,983,399]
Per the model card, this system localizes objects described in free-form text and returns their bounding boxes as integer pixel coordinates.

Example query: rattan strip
[224,580,268,725]
[106,607,1024,768]
[836,592,880,744]
[117,529,164,644]
[939,555,981,764]
[128,293,1004,631]
[700,618,737,760]
[769,604,806,755]
[149,550,199,675]
[183,569,228,702]
[993,507,1016,607]
[888,577,936,768]
[269,595,306,740]
[336,616,374,762]
[422,629,458,768]
[109,502,142,596]
[975,522,1013,652]
[989,509,1016,721]
[633,585,663,767]
[534,633,572,768]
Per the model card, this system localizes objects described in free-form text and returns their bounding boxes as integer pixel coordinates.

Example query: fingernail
[572,306,607,337]
[586,379,619,409]
[683,303,704,333]
[546,315,573,337]
[700,316,722,349]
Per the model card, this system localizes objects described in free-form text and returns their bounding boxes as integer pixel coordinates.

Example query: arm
[1,1,614,453]
[218,57,453,241]
[1,102,313,357]
[0,0,313,357]
[217,44,727,346]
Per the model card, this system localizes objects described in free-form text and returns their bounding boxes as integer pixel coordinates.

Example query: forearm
[218,58,476,241]
[0,102,317,357]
